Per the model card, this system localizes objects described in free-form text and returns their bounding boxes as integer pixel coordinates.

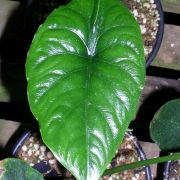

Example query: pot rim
[24,0,164,69]
[12,131,152,179]
[163,157,179,180]
[146,0,164,67]
[126,132,152,180]
[163,160,171,180]
[12,131,31,156]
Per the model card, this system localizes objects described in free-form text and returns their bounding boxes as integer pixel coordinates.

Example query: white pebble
[21,145,27,151]
[30,163,34,166]
[132,177,137,180]
[29,143,33,148]
[150,0,154,3]
[47,152,53,159]
[27,149,32,156]
[144,3,150,8]
[144,48,148,55]
[152,4,157,9]
[141,13,145,18]
[140,25,146,34]
[135,173,140,178]
[143,18,147,24]
[49,159,56,165]
[149,47,153,52]
[126,144,132,149]
[34,150,40,156]
[133,9,138,17]
[40,146,46,152]
[39,155,45,160]
[29,137,34,142]
[119,155,125,161]
[34,144,40,150]
[142,27,146,34]
[136,0,140,3]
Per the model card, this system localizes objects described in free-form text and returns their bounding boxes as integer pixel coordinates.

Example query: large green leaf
[0,158,44,180]
[150,99,180,152]
[26,0,145,179]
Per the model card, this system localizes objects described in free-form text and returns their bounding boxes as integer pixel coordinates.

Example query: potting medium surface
[123,0,160,59]
[14,132,151,179]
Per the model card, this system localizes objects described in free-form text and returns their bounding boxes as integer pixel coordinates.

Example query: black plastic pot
[146,0,164,67]
[126,132,152,180]
[164,160,171,180]
[12,131,152,180]
[164,159,180,180]
[12,131,61,177]
[23,0,164,68]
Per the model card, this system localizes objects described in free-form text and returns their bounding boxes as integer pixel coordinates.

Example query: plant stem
[103,153,180,176]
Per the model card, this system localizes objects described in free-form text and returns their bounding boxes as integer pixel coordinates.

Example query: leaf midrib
[85,0,102,177]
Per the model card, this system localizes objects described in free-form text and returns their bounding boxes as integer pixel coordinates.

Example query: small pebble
[119,155,125,161]
[142,18,147,24]
[27,149,33,156]
[40,145,46,152]
[152,4,157,9]
[132,177,137,180]
[29,143,33,148]
[141,13,145,18]
[140,25,146,34]
[22,145,27,152]
[47,152,53,159]
[142,27,146,34]
[144,3,150,8]
[21,152,26,157]
[49,159,56,165]
[135,173,140,179]
[34,150,40,156]
[133,9,138,17]
[29,137,34,142]
[39,154,45,160]
[126,144,132,149]
[30,163,34,166]
[34,144,40,150]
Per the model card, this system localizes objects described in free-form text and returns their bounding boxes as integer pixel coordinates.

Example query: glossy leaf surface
[0,158,44,180]
[150,99,180,152]
[26,0,145,179]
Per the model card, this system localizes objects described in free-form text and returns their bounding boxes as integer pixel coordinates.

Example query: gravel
[123,0,160,59]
